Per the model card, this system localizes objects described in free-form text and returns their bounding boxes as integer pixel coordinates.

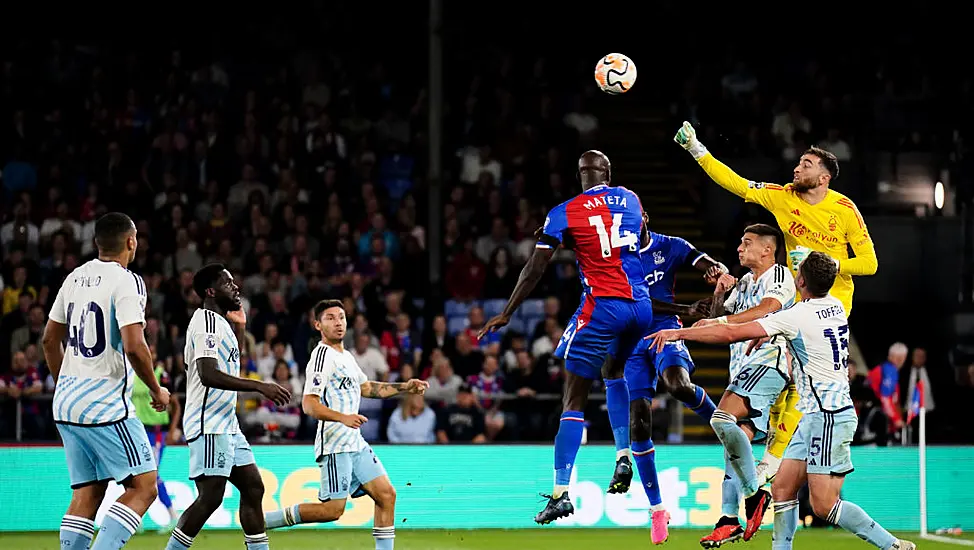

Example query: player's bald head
[578,150,611,190]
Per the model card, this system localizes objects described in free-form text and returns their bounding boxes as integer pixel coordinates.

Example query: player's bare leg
[362,476,398,549]
[661,365,716,422]
[807,473,914,550]
[630,397,669,544]
[90,471,159,550]
[167,476,229,549]
[229,464,270,549]
[290,499,347,523]
[60,482,108,549]
[602,357,633,494]
[535,371,593,524]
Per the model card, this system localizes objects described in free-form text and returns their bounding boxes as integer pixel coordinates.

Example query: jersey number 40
[588,214,638,258]
[65,301,107,358]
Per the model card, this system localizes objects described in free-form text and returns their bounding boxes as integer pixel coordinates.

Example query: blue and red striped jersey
[537,185,649,301]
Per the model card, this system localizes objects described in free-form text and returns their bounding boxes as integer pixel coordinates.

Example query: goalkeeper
[675,121,878,539]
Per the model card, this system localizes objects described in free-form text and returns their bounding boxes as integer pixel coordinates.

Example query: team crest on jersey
[653,251,665,265]
[828,215,838,232]
[141,443,151,462]
[341,476,349,491]
[205,335,217,349]
[217,452,227,468]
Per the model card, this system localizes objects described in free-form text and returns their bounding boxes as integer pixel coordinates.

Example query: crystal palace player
[606,218,725,543]
[165,264,291,550]
[42,212,170,549]
[479,150,653,524]
[675,121,878,530]
[648,252,915,550]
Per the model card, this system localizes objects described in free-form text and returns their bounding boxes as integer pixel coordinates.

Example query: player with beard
[165,264,291,550]
[675,123,878,543]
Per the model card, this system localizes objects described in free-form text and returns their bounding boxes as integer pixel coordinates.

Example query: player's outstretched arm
[647,321,769,352]
[674,121,758,200]
[361,379,429,399]
[41,320,67,381]
[479,245,555,338]
[197,356,291,406]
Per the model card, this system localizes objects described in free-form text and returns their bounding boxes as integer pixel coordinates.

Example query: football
[594,53,637,95]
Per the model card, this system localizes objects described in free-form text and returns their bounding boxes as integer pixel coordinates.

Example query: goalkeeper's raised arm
[673,120,877,316]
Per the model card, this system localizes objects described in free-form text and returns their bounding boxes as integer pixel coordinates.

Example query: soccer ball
[594,53,637,95]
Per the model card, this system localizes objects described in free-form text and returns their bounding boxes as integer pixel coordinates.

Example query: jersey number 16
[65,301,107,358]
[588,214,638,258]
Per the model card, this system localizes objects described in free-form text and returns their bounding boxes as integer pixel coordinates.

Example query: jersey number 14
[588,214,638,258]
[65,301,107,358]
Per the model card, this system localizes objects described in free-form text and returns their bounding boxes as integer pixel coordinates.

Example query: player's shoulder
[826,189,862,213]
[758,264,791,284]
[308,342,335,371]
[189,308,225,332]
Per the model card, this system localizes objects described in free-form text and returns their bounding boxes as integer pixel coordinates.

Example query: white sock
[553,484,569,498]
[761,451,782,479]
[651,503,666,513]
[616,448,630,461]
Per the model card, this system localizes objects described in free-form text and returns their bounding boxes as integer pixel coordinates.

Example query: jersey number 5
[588,214,638,258]
[65,301,107,358]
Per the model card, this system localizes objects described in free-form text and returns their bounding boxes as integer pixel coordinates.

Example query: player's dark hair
[93,212,135,255]
[804,146,840,180]
[314,299,345,320]
[743,223,783,253]
[193,263,227,300]
[799,251,838,298]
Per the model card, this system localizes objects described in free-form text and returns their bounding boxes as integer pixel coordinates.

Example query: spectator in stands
[426,355,463,405]
[387,394,436,444]
[869,342,908,442]
[436,384,486,443]
[10,303,44,354]
[450,332,484,379]
[906,347,935,421]
[2,351,45,438]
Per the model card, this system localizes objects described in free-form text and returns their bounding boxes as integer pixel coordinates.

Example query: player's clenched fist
[341,414,369,428]
[403,379,430,395]
[151,386,171,412]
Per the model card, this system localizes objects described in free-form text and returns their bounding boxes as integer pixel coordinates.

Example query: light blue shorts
[318,446,388,502]
[727,364,788,441]
[784,408,857,476]
[188,433,255,479]
[57,416,157,489]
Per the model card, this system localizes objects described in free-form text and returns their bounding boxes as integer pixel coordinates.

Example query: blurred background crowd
[1,3,972,446]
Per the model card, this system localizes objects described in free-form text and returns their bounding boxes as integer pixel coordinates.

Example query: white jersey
[304,342,369,458]
[50,259,146,426]
[723,264,796,378]
[756,295,853,413]
[183,308,241,441]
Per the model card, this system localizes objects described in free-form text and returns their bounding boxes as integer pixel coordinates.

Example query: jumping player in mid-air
[648,252,914,550]
[675,122,878,531]
[479,150,654,526]
[606,214,725,544]
[165,264,291,550]
[42,212,170,549]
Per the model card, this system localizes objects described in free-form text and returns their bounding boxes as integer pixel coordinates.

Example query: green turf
[0,529,959,550]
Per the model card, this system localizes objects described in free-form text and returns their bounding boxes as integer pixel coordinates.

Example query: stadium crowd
[0,36,969,446]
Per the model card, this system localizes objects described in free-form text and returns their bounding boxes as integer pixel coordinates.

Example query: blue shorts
[624,338,695,401]
[555,295,654,380]
[784,408,857,476]
[57,417,157,489]
[318,446,388,502]
[727,364,788,441]
[188,433,255,479]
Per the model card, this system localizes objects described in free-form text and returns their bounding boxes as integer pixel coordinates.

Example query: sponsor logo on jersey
[229,348,240,362]
[339,377,354,390]
[787,221,839,244]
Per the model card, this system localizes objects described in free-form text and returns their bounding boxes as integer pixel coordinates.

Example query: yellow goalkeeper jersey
[697,153,877,316]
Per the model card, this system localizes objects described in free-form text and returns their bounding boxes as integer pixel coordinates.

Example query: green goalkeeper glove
[674,121,709,160]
